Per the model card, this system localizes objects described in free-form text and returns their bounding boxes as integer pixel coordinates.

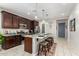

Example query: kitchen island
[2,33,53,56]
[23,33,52,56]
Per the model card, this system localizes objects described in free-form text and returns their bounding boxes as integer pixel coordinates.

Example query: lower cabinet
[2,35,22,50]
[24,37,32,53]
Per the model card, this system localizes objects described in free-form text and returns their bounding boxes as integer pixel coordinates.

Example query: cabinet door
[15,35,21,46]
[25,19,30,29]
[24,37,29,52]
[24,37,32,53]
[28,38,32,53]
[2,36,15,49]
[12,15,19,28]
[19,17,25,24]
[34,21,39,26]
[2,11,13,28]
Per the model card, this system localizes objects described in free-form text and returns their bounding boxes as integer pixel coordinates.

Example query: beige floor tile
[0,45,32,56]
[0,37,79,56]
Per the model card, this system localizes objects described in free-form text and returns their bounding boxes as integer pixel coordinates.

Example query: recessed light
[35,16,38,19]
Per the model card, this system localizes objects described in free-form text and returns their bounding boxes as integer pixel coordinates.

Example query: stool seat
[38,41,49,56]
[38,37,54,56]
[45,37,54,46]
[41,41,48,46]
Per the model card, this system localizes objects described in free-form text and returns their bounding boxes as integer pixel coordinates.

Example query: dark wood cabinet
[12,15,19,28]
[1,11,39,30]
[24,37,32,53]
[19,17,32,29]
[2,11,13,28]
[2,11,19,28]
[2,35,22,50]
[30,20,39,33]
[26,19,31,29]
[19,17,25,24]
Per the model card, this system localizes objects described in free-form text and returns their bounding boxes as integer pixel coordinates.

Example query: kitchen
[0,3,74,56]
[0,8,53,56]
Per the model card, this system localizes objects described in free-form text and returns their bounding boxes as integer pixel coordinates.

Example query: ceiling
[0,3,76,23]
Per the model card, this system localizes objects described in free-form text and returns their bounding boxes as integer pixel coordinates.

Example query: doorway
[42,24,45,33]
[58,23,65,37]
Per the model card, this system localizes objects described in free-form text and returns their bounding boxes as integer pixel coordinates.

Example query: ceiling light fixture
[42,9,49,21]
[42,9,45,20]
[34,3,38,20]
[35,16,38,19]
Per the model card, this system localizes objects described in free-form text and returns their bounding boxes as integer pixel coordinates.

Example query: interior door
[42,24,45,33]
[58,23,65,37]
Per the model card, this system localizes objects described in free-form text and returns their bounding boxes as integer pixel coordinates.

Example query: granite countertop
[2,33,40,37]
[3,33,51,39]
[3,34,20,36]
[22,33,39,38]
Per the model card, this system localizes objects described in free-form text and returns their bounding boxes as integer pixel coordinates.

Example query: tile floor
[0,37,79,56]
[55,37,79,56]
[0,44,32,56]
[55,37,72,56]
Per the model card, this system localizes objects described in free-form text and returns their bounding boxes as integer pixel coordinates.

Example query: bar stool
[45,37,54,50]
[38,41,49,56]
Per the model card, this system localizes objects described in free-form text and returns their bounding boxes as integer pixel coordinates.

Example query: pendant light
[42,9,45,20]
[34,3,38,19]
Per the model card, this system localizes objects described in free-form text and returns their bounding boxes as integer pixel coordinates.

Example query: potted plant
[0,33,4,50]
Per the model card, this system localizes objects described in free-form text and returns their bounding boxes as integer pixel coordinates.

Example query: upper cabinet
[1,11,39,30]
[12,15,19,28]
[30,20,39,33]
[19,17,26,24]
[25,19,31,29]
[2,11,13,28]
[2,11,19,28]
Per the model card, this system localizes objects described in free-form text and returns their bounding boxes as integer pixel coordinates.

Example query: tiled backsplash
[0,29,29,34]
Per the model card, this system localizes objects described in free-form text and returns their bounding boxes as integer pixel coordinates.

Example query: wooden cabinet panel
[2,36,15,49]
[6,36,15,48]
[34,21,39,26]
[19,18,31,29]
[12,15,19,28]
[19,17,26,24]
[2,35,22,50]
[15,35,22,46]
[28,38,32,53]
[2,11,39,30]
[24,37,32,53]
[26,19,30,29]
[24,38,28,52]
[2,11,19,28]
[2,11,13,28]
[29,20,39,33]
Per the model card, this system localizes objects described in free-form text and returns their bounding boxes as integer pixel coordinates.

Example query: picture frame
[70,18,75,31]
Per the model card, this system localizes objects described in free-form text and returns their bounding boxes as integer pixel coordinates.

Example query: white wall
[39,20,56,37]
[68,4,79,49]
[51,20,57,37]
[39,20,49,33]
